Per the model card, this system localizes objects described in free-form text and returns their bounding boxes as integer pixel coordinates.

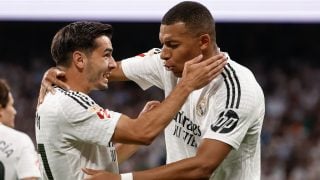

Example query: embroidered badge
[196,96,209,116]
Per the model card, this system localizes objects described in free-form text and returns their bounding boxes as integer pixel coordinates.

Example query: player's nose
[160,46,171,61]
[109,57,117,69]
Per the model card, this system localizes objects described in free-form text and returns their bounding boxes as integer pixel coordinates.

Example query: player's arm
[21,177,39,180]
[108,61,128,81]
[111,54,226,145]
[115,101,160,163]
[84,139,232,180]
[115,144,139,164]
[109,48,161,82]
[37,50,226,103]
[133,139,231,179]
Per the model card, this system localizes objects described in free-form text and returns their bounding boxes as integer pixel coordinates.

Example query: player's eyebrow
[104,48,113,53]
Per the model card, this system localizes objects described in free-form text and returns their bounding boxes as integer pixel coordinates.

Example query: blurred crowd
[1,56,319,179]
[259,62,320,180]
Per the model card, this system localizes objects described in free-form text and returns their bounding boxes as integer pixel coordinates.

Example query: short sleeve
[59,95,122,147]
[203,107,250,150]
[16,135,40,178]
[121,48,165,90]
[202,82,257,150]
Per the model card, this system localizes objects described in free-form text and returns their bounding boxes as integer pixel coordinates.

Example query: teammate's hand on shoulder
[37,67,69,106]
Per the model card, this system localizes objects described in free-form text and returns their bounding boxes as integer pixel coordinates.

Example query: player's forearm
[115,143,140,164]
[21,177,39,180]
[133,156,213,180]
[133,82,193,144]
[132,139,231,179]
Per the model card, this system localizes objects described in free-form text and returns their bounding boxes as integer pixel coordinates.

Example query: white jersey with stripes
[35,88,121,180]
[0,123,40,180]
[121,49,265,180]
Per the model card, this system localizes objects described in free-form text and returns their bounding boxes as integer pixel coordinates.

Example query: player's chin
[96,82,109,90]
[173,71,182,78]
[6,120,15,128]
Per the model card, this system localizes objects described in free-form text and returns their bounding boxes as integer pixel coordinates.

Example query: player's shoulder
[42,87,68,103]
[125,48,162,61]
[43,87,95,109]
[215,58,264,110]
[222,59,261,90]
[225,59,253,77]
[57,88,96,110]
[138,48,161,57]
[0,124,32,143]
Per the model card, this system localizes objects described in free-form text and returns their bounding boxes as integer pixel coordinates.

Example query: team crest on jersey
[89,105,111,120]
[211,109,239,133]
[196,96,209,116]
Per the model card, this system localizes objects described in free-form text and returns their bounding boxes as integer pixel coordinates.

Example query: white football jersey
[121,49,265,180]
[36,87,121,180]
[0,123,40,180]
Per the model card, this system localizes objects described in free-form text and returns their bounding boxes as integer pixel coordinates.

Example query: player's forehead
[159,22,191,42]
[8,93,14,104]
[94,35,113,52]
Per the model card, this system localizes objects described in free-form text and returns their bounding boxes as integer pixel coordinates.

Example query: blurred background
[1,1,320,179]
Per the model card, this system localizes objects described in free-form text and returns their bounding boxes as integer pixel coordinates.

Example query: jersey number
[38,144,54,180]
[0,161,4,180]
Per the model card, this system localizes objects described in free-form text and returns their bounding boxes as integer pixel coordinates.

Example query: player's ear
[199,34,211,50]
[72,51,86,69]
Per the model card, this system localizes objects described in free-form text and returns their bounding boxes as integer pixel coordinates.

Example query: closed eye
[164,42,179,49]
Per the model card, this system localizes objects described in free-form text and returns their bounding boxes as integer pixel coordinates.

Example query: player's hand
[37,67,69,106]
[181,52,227,90]
[82,168,120,180]
[138,100,161,117]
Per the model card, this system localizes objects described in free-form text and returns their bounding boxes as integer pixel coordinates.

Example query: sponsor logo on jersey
[211,109,239,133]
[172,111,201,148]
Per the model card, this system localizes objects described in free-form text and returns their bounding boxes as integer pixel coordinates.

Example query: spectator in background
[0,79,40,180]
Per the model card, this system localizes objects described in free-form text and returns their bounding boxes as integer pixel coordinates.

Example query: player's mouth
[164,65,174,72]
[103,72,110,82]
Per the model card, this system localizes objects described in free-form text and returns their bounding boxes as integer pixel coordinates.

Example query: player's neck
[202,43,219,59]
[58,66,91,94]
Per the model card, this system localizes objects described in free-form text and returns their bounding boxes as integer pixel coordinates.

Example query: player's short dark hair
[51,21,113,67]
[0,79,10,108]
[161,1,215,41]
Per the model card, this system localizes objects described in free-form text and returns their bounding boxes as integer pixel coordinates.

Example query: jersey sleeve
[16,134,41,179]
[59,95,121,147]
[121,48,165,90]
[202,71,264,150]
